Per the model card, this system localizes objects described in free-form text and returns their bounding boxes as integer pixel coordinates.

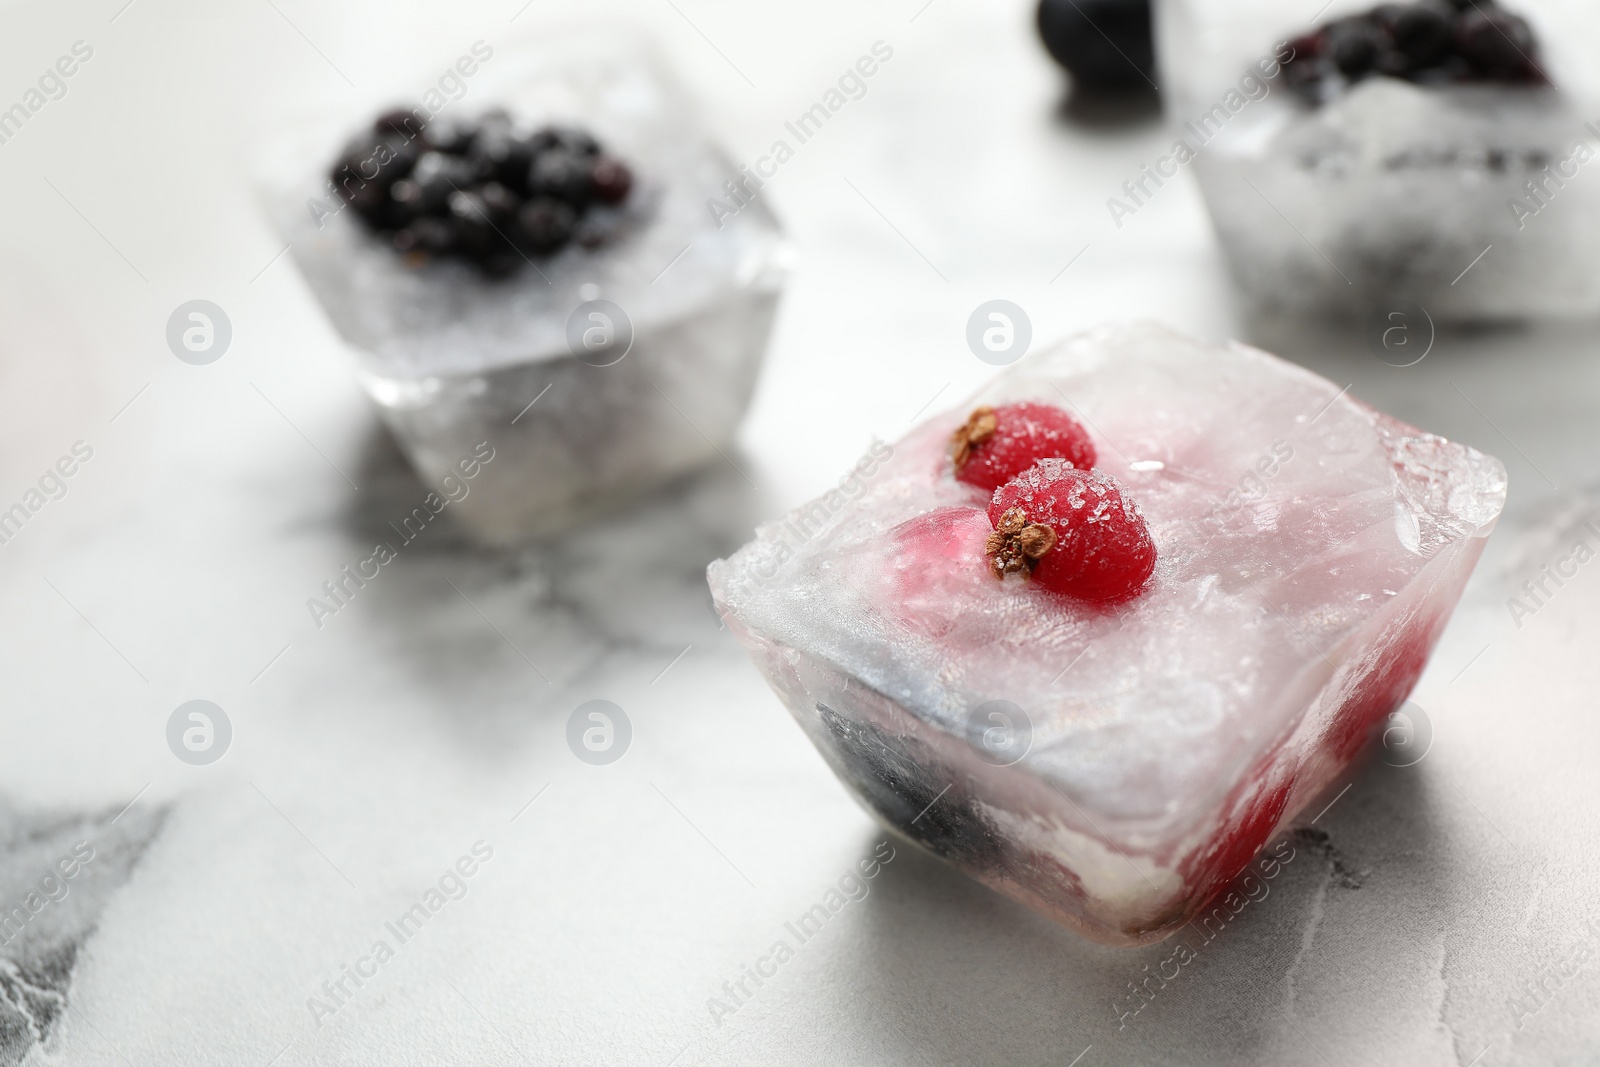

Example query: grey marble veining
[0,799,164,1065]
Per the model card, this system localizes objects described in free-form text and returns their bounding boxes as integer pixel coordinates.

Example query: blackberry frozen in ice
[1276,0,1547,106]
[1156,0,1600,320]
[267,42,791,542]
[329,109,634,274]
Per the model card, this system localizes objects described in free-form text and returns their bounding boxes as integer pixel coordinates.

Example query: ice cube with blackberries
[1156,0,1600,320]
[266,43,791,542]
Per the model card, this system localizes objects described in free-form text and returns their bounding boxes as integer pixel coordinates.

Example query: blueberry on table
[1036,0,1155,94]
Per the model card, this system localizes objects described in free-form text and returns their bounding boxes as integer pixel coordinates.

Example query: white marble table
[0,0,1598,1063]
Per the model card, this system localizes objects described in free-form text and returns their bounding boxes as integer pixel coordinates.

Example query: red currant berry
[888,507,992,635]
[950,402,1096,493]
[985,460,1156,602]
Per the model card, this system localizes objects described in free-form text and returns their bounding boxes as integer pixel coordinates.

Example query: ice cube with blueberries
[708,323,1505,946]
[265,41,791,543]
[1155,0,1600,320]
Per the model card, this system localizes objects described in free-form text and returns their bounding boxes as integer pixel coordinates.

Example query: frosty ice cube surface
[708,324,1506,946]
[1154,0,1600,320]
[266,41,790,543]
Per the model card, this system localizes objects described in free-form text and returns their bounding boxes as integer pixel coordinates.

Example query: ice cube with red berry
[708,323,1505,946]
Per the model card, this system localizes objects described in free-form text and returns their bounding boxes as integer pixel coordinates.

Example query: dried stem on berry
[985,506,1057,579]
[951,407,999,469]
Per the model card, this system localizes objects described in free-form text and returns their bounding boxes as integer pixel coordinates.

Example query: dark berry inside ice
[478,181,520,222]
[950,402,1097,493]
[328,105,637,276]
[590,157,634,205]
[472,126,537,186]
[421,118,475,154]
[1326,17,1385,76]
[516,198,577,254]
[374,107,426,139]
[985,460,1156,602]
[1276,0,1547,106]
[408,216,457,254]
[528,150,593,205]
[1456,9,1537,77]
[1035,0,1155,94]
[537,125,601,158]
[1388,4,1455,66]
